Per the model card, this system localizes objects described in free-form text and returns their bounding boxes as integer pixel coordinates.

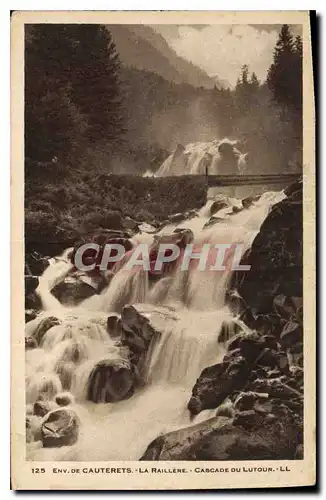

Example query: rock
[233,182,303,312]
[87,359,135,403]
[25,337,38,350]
[250,378,302,400]
[273,294,299,319]
[203,216,225,229]
[140,412,299,460]
[51,278,97,306]
[41,408,79,448]
[242,195,260,209]
[284,179,303,197]
[123,216,139,231]
[234,392,256,411]
[254,313,282,338]
[33,400,54,417]
[287,347,303,368]
[33,315,61,345]
[106,314,122,339]
[278,351,289,373]
[25,309,38,323]
[210,197,229,216]
[237,332,267,363]
[138,222,157,234]
[233,409,260,429]
[225,289,247,316]
[25,251,49,276]
[120,305,159,361]
[280,320,302,349]
[25,290,42,310]
[25,276,39,296]
[289,365,304,383]
[70,229,133,273]
[258,348,282,368]
[168,213,185,223]
[55,392,74,406]
[215,401,235,418]
[188,357,249,415]
[149,229,194,277]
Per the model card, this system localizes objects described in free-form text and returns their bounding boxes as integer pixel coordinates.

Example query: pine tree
[235,65,260,112]
[25,24,125,163]
[250,72,260,89]
[267,24,301,115]
[69,25,125,142]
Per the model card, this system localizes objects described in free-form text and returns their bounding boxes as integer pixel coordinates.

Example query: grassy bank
[25,170,207,256]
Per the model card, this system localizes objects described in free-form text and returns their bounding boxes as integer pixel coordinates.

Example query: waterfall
[156,138,247,177]
[26,188,286,461]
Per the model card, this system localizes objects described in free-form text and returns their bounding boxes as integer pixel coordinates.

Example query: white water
[156,138,247,177]
[26,189,285,461]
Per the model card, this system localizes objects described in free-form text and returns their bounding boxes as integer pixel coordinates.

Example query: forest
[25,24,303,254]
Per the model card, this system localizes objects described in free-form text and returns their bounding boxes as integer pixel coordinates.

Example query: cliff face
[234,179,303,313]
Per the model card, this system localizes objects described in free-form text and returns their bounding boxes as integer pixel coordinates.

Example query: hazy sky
[152,24,301,87]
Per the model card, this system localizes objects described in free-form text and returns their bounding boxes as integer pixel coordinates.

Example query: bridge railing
[206,173,301,187]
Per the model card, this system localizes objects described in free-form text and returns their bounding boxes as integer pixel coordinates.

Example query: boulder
[149,228,194,277]
[70,229,133,273]
[25,251,49,276]
[25,337,38,350]
[210,197,229,216]
[242,195,260,209]
[25,276,39,296]
[215,401,235,418]
[203,216,225,229]
[140,411,299,460]
[234,391,256,411]
[123,216,139,231]
[232,181,303,312]
[168,213,185,223]
[188,357,250,415]
[120,305,159,362]
[25,309,38,323]
[41,408,80,448]
[51,278,97,306]
[55,392,74,406]
[33,400,54,417]
[106,314,122,339]
[138,222,157,234]
[33,315,61,345]
[87,359,135,403]
[280,320,303,350]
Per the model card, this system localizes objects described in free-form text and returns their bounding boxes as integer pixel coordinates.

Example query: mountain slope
[107,24,222,89]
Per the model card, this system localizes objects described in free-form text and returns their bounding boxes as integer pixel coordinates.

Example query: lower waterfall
[26,189,286,461]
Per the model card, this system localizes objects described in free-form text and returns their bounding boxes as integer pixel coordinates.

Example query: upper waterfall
[155,138,247,177]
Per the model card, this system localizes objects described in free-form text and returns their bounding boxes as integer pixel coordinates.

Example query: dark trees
[25,25,125,164]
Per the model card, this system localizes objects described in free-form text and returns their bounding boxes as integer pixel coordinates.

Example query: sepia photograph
[11,10,315,490]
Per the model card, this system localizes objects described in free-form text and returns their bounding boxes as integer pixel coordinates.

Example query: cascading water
[156,138,247,177]
[26,189,286,461]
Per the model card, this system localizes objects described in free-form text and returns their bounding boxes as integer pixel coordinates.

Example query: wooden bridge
[206,173,301,188]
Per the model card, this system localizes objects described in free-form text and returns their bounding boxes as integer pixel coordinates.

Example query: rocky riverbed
[141,179,303,460]
[25,180,303,461]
